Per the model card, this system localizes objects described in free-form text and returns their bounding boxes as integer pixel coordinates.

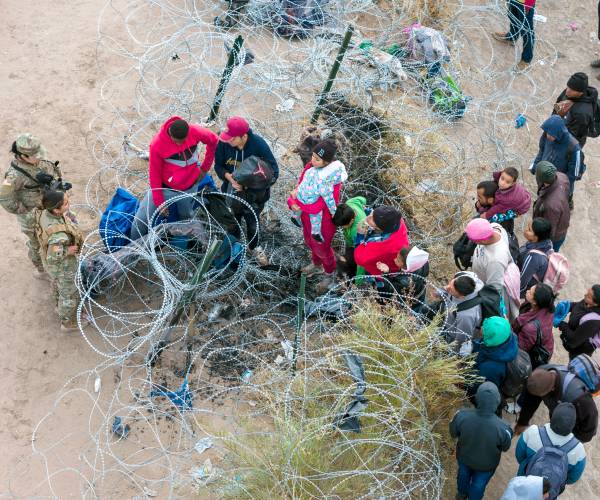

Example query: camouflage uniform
[36,209,83,324]
[0,134,61,272]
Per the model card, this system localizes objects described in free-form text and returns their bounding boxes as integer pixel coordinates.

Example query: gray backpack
[524,426,578,499]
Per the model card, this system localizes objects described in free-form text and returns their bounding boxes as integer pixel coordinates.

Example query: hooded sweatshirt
[559,300,600,358]
[353,219,410,276]
[342,196,367,247]
[485,171,532,218]
[518,239,553,296]
[554,86,598,147]
[501,476,544,500]
[532,171,571,241]
[473,333,519,389]
[512,304,554,362]
[532,115,582,189]
[148,116,219,207]
[449,382,513,471]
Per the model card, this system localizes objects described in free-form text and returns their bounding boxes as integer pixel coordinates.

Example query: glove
[35,172,54,186]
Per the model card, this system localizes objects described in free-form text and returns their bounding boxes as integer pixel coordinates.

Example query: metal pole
[292,273,306,373]
[208,35,245,122]
[310,25,354,125]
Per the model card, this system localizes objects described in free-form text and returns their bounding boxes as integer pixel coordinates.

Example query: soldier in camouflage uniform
[0,134,62,277]
[36,190,86,331]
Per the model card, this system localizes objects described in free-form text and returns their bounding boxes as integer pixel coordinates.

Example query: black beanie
[550,402,577,436]
[372,206,402,234]
[567,72,588,93]
[313,140,337,162]
[169,119,190,140]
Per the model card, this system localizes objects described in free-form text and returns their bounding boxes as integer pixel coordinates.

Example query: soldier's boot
[33,268,52,281]
[61,315,91,332]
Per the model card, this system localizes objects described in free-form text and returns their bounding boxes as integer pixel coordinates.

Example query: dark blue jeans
[505,0,535,63]
[457,460,495,500]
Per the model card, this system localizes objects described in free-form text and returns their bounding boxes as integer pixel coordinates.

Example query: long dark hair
[533,283,556,312]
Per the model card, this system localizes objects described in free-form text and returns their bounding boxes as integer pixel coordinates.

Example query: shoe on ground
[33,269,51,281]
[591,58,600,68]
[311,233,324,243]
[61,315,91,332]
[492,31,515,44]
[300,262,322,277]
[290,216,302,228]
[516,60,530,71]
[251,245,269,266]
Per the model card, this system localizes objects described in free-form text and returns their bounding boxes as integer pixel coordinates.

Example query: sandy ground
[1,0,600,498]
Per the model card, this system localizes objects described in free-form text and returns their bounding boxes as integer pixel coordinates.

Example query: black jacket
[554,87,598,147]
[517,366,598,443]
[449,382,513,471]
[560,300,600,359]
[381,262,429,308]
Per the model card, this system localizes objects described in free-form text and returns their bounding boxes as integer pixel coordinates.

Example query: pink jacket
[148,116,218,207]
[287,162,342,214]
[485,171,532,218]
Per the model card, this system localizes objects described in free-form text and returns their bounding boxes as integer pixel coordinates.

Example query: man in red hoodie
[354,206,410,277]
[131,117,219,240]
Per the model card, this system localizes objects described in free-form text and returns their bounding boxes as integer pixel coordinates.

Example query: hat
[312,140,337,162]
[535,161,557,186]
[15,133,45,158]
[403,246,429,272]
[169,119,189,140]
[527,368,556,396]
[567,72,588,93]
[220,116,250,141]
[482,316,511,347]
[550,402,577,436]
[372,206,402,234]
[465,218,494,242]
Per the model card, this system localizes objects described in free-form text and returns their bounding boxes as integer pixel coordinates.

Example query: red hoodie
[354,220,410,275]
[149,116,218,207]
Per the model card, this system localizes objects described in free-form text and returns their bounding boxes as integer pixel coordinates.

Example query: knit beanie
[465,218,494,242]
[527,368,556,396]
[313,140,337,162]
[535,161,557,186]
[482,316,511,347]
[169,119,189,140]
[567,72,588,93]
[372,206,402,234]
[550,402,577,436]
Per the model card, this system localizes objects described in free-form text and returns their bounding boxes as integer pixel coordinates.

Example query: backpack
[456,283,502,320]
[502,348,532,397]
[524,426,579,500]
[530,249,570,293]
[232,156,275,190]
[503,262,521,310]
[528,319,551,369]
[582,312,600,349]
[567,354,600,396]
[587,98,600,138]
[99,188,140,252]
[452,232,475,270]
[507,230,520,263]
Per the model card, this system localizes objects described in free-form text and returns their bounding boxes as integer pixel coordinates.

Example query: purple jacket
[485,171,532,218]
[532,172,571,241]
[511,305,554,359]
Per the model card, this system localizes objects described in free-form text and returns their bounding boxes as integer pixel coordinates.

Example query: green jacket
[343,196,367,279]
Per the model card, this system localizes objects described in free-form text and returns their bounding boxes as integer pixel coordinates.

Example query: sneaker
[290,216,302,228]
[492,32,515,44]
[33,269,51,281]
[311,233,324,243]
[251,246,269,266]
[300,262,322,277]
[516,60,530,71]
[591,58,600,68]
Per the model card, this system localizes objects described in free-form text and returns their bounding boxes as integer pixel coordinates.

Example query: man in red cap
[214,116,279,264]
[131,116,218,239]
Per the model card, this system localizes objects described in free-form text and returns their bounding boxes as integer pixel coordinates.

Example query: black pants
[338,246,358,278]
[231,203,264,250]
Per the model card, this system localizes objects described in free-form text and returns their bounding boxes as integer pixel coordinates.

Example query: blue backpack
[99,188,140,252]
[524,426,578,499]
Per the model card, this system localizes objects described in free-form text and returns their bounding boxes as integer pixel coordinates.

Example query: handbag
[528,319,551,368]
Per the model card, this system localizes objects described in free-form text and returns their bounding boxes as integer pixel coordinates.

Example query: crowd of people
[2,65,600,498]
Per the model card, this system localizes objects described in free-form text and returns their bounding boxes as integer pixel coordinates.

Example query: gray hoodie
[449,382,513,471]
[441,271,484,350]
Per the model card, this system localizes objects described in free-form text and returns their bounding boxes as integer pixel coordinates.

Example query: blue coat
[532,115,582,191]
[517,239,553,297]
[473,333,519,389]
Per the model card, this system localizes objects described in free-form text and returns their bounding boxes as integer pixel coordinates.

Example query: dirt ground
[1,0,600,498]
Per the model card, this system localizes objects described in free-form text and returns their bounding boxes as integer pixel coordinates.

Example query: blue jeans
[456,460,495,500]
[552,238,565,252]
[505,0,535,63]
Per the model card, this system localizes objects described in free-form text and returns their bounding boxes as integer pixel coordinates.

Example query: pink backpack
[530,250,570,293]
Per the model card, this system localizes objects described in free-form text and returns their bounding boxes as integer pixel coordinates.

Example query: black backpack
[587,98,600,138]
[529,319,551,369]
[453,232,476,270]
[502,348,533,398]
[507,230,520,263]
[456,284,502,320]
[232,156,275,190]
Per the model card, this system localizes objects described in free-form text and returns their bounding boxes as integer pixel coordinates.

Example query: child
[290,140,348,242]
[332,196,367,279]
[480,167,531,221]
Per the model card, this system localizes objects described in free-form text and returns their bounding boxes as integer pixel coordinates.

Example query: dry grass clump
[207,303,472,499]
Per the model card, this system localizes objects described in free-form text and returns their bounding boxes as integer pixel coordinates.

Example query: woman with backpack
[511,283,555,369]
[559,285,600,360]
[518,218,554,298]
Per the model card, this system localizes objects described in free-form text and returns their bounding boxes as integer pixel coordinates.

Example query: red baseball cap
[219,116,250,141]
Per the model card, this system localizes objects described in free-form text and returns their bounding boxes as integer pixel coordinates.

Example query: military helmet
[15,133,46,159]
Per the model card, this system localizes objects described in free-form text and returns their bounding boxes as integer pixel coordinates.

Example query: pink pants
[301,211,336,273]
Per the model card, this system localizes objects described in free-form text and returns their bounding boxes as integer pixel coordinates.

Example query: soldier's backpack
[452,232,476,270]
[502,348,532,398]
[524,426,579,500]
[530,249,570,294]
[456,283,502,322]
